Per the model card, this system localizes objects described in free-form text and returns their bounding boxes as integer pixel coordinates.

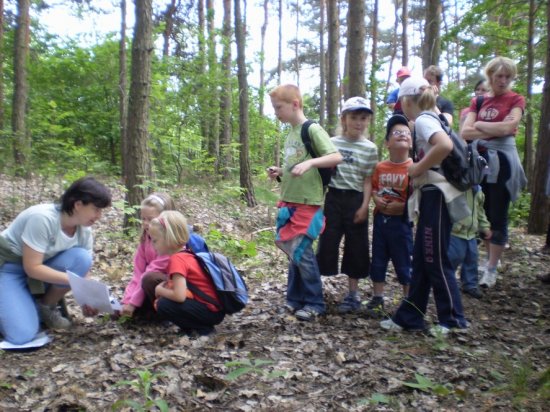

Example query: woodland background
[0,1,549,410]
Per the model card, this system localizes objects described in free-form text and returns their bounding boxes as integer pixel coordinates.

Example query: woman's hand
[81,304,98,317]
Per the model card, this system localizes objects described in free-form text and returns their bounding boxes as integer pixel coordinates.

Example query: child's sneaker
[463,287,482,299]
[295,306,322,322]
[364,296,385,318]
[380,318,403,331]
[429,324,450,337]
[479,267,497,288]
[337,294,361,314]
[37,302,72,330]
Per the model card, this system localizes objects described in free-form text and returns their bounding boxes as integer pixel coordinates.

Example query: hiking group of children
[268,56,527,336]
[0,56,530,347]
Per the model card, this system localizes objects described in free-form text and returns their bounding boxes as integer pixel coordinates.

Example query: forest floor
[0,175,548,412]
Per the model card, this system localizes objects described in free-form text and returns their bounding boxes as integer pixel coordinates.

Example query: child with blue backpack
[143,210,224,336]
[120,192,208,318]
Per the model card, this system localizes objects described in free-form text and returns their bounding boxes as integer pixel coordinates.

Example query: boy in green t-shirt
[268,84,342,321]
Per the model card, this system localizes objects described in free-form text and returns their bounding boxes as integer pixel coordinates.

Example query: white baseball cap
[341,96,373,114]
[398,77,430,99]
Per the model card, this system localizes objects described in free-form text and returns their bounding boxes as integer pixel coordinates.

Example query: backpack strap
[300,120,317,158]
[182,250,223,311]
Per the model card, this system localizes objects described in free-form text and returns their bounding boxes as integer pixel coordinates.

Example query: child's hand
[482,229,492,240]
[81,304,98,317]
[408,163,423,178]
[267,166,281,180]
[290,160,313,176]
[353,206,368,224]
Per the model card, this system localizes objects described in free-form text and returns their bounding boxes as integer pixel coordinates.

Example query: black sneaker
[364,297,385,318]
[463,288,483,299]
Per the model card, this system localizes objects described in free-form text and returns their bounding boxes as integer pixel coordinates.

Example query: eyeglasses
[391,129,411,137]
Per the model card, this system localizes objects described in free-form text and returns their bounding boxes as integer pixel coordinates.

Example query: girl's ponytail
[417,85,437,112]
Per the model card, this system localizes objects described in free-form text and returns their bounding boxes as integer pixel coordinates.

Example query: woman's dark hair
[474,79,485,90]
[60,176,112,215]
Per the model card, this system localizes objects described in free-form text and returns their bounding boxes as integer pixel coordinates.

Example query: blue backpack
[185,251,248,315]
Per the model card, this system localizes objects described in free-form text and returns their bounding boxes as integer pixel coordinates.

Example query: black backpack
[413,112,488,192]
[301,120,334,187]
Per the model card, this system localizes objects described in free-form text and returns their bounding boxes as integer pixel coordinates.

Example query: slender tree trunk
[259,0,268,117]
[275,0,283,168]
[347,0,365,98]
[207,0,220,171]
[162,0,176,58]
[0,0,4,131]
[12,0,30,174]
[197,0,210,151]
[234,0,257,207]
[326,0,339,136]
[423,0,441,69]
[527,0,550,234]
[524,0,535,183]
[125,0,154,228]
[402,0,408,66]
[219,0,232,179]
[369,0,378,134]
[319,0,326,128]
[119,0,129,182]
[294,1,300,87]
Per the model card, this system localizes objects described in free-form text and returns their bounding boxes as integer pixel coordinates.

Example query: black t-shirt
[436,95,454,116]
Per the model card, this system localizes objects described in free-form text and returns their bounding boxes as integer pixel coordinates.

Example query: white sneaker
[37,302,71,329]
[380,319,403,331]
[479,268,497,288]
[429,324,450,337]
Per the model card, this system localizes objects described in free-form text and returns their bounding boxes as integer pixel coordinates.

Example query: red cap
[396,67,411,79]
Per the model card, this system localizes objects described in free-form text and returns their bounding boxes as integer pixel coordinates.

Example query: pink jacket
[122,235,170,307]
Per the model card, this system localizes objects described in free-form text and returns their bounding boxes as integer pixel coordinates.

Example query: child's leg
[0,263,40,344]
[460,239,480,291]
[340,191,370,283]
[389,218,413,298]
[140,272,167,315]
[423,189,467,329]
[316,190,344,276]
[156,298,224,335]
[295,245,325,314]
[448,236,467,273]
[286,262,303,310]
[370,213,390,295]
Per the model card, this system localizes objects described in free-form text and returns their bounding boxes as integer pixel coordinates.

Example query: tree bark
[125,0,154,227]
[259,0,268,117]
[12,0,30,174]
[207,0,220,171]
[527,0,550,234]
[369,0,378,134]
[0,0,4,131]
[402,0,408,66]
[423,0,441,69]
[234,0,257,207]
[319,0,326,128]
[524,0,535,183]
[346,0,365,99]
[162,0,176,58]
[119,0,129,182]
[219,0,232,179]
[326,0,339,136]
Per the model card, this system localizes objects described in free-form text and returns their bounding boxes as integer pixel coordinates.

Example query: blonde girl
[143,211,224,336]
[380,77,469,335]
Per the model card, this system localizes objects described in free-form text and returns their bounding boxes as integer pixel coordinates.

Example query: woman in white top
[0,176,111,345]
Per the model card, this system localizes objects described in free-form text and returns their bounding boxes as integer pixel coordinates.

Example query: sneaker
[37,302,72,329]
[380,318,403,331]
[479,267,497,288]
[284,303,300,314]
[463,288,483,299]
[295,307,321,322]
[429,324,450,337]
[337,294,361,314]
[364,296,385,318]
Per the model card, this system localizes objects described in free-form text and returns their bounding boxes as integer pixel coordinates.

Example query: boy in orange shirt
[367,115,413,317]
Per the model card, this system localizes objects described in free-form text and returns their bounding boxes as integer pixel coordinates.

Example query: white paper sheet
[0,331,51,350]
[67,271,120,314]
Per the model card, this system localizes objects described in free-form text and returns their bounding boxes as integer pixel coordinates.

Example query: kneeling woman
[143,211,224,336]
[0,177,112,345]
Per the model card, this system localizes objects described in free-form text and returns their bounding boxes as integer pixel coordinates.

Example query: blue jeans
[448,236,479,291]
[287,245,326,314]
[0,247,92,344]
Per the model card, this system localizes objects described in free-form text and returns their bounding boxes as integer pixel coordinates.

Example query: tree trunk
[219,0,232,180]
[12,0,30,174]
[275,0,283,168]
[402,0,408,66]
[326,0,339,136]
[124,0,154,228]
[527,0,550,234]
[234,0,257,207]
[524,0,535,184]
[0,0,4,131]
[294,1,300,87]
[162,0,176,58]
[369,0,378,134]
[423,0,441,69]
[197,0,210,152]
[119,0,129,182]
[346,0,365,99]
[259,0,268,117]
[319,0,326,128]
[207,0,220,171]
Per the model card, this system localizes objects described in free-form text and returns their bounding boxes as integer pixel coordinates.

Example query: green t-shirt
[280,122,338,205]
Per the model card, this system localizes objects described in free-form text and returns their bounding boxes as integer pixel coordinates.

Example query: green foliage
[112,369,169,412]
[509,191,531,227]
[402,373,453,396]
[224,358,286,381]
[205,227,257,260]
[492,362,550,407]
[358,393,391,406]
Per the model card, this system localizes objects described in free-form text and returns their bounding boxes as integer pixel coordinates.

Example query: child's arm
[155,273,187,303]
[354,177,372,224]
[408,131,452,178]
[290,152,342,176]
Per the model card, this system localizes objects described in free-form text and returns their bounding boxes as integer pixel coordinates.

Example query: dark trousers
[316,188,369,278]
[141,272,224,335]
[482,152,511,245]
[392,186,468,330]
